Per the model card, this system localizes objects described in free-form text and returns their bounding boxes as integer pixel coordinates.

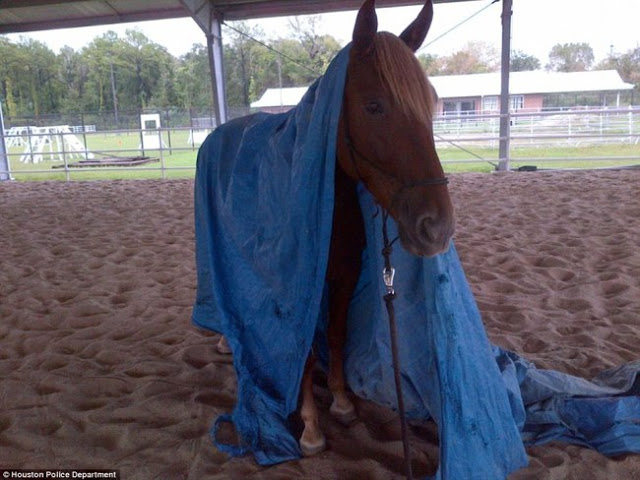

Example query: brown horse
[219,0,455,456]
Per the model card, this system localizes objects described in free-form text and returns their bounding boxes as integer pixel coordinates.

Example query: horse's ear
[352,0,377,56]
[399,0,434,52]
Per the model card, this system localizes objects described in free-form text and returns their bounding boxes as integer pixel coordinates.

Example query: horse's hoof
[330,401,358,426]
[216,336,232,355]
[300,434,326,457]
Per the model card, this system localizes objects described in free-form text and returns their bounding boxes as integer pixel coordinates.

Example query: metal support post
[182,0,228,127]
[207,12,228,126]
[0,102,11,181]
[498,0,513,171]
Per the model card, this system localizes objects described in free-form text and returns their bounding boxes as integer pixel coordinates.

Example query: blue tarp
[192,45,640,479]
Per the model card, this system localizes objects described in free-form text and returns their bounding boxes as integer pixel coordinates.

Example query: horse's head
[337,0,454,257]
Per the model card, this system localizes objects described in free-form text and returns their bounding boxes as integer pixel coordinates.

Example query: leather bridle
[341,105,449,216]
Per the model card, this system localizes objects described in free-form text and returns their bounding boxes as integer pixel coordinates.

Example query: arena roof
[0,0,475,34]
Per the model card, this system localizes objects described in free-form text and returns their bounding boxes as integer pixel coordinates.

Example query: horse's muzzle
[394,189,455,257]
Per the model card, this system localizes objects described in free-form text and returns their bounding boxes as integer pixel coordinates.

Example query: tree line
[1,20,638,120]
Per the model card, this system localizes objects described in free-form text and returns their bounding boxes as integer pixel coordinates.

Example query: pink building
[429,70,633,116]
[252,70,633,116]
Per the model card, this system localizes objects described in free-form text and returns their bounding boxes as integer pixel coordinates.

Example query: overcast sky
[5,0,639,66]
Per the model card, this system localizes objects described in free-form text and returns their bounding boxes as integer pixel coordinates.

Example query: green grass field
[4,129,639,180]
[5,130,200,181]
[439,143,640,173]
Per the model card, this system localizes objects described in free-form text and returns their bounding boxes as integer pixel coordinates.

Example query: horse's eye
[365,101,384,115]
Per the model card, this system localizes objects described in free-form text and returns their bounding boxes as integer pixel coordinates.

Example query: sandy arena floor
[1,170,639,479]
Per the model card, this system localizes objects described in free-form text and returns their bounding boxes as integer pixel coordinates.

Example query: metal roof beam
[1,0,87,7]
[212,0,433,20]
[0,1,478,34]
[0,7,190,34]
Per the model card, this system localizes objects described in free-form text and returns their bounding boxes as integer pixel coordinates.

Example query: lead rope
[381,210,414,480]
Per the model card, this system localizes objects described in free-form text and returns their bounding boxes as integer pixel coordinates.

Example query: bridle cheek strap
[342,116,449,216]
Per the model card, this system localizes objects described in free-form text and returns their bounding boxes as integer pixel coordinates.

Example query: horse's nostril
[399,210,453,257]
[417,214,436,243]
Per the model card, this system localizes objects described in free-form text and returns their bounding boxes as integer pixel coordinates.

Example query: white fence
[434,106,640,168]
[1,106,639,180]
[435,106,639,147]
[1,125,206,181]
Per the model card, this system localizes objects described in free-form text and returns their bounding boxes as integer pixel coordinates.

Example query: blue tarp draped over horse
[192,45,640,479]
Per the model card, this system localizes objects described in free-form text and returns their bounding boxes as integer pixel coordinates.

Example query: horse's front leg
[298,270,360,456]
[216,335,232,354]
[327,276,359,425]
[299,353,326,456]
[326,165,365,426]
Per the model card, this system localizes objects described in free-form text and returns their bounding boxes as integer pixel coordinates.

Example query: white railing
[433,106,640,168]
[1,106,639,180]
[434,106,639,146]
[1,125,208,181]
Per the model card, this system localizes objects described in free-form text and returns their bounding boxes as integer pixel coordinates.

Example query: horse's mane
[372,32,435,123]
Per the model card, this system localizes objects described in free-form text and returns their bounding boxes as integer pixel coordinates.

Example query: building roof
[250,87,310,108]
[252,69,634,108]
[430,70,634,98]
